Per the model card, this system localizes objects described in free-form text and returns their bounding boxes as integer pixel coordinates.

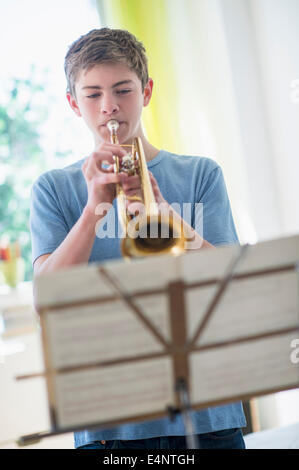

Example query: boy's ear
[66,92,82,117]
[143,78,153,107]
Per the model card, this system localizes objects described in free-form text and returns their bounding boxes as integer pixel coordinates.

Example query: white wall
[220,0,282,241]
[250,0,299,236]
[166,0,299,244]
[221,0,299,430]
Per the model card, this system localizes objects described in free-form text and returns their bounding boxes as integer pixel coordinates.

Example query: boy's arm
[33,207,101,276]
[166,206,214,250]
[148,172,214,251]
[197,165,239,247]
[31,143,127,277]
[149,165,238,250]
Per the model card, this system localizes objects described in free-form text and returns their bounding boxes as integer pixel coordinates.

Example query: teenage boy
[30,28,246,449]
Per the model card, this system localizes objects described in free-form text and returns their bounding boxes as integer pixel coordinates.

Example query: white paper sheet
[45,295,170,369]
[180,234,299,284]
[186,270,299,345]
[103,254,180,294]
[54,357,174,429]
[190,332,299,405]
[35,264,116,306]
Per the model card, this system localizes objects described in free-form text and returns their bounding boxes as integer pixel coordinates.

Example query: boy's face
[67,62,153,145]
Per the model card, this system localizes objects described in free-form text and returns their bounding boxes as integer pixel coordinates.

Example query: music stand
[16,235,299,447]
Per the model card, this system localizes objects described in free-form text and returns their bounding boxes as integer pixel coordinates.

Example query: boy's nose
[101,98,119,115]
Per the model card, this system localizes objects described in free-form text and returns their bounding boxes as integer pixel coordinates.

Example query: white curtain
[164,0,299,246]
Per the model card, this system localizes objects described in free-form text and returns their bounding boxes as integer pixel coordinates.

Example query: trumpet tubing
[107,119,186,258]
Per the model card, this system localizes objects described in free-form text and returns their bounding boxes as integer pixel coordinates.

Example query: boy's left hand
[149,171,167,205]
[121,171,168,214]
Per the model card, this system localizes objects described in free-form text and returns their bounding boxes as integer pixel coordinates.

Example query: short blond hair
[64,28,149,96]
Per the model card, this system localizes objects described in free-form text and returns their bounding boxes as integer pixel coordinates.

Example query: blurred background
[0,0,298,449]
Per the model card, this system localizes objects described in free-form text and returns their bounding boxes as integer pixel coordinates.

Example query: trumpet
[107,119,186,258]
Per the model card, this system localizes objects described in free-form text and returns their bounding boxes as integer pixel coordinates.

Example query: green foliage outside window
[0,68,70,282]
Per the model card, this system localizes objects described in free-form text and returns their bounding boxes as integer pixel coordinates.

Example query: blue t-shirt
[30,149,246,447]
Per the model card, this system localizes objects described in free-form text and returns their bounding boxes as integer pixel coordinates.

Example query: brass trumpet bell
[121,213,187,258]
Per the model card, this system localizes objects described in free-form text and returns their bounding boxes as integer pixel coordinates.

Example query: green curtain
[96,0,182,153]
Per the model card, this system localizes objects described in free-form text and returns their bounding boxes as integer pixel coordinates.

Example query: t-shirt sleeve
[30,175,69,265]
[198,166,239,246]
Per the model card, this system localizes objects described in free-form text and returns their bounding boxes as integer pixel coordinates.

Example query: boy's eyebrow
[82,80,134,90]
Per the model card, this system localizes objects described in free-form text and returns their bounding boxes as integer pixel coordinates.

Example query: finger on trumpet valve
[121,155,135,174]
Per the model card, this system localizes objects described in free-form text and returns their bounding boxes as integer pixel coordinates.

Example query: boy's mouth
[101,120,125,127]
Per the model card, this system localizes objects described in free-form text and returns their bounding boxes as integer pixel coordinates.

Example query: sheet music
[54,357,174,429]
[45,295,170,369]
[36,236,299,308]
[134,294,171,341]
[190,332,299,405]
[180,244,238,283]
[35,264,117,306]
[180,234,299,284]
[234,235,299,275]
[104,254,180,294]
[186,270,299,345]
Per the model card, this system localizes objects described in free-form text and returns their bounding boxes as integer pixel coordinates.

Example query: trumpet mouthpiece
[107,120,119,133]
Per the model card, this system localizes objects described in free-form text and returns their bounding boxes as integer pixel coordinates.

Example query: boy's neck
[139,136,160,162]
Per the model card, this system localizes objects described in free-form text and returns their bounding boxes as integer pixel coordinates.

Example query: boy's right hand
[82,142,128,213]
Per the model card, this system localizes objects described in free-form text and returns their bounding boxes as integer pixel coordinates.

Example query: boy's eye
[86,89,131,99]
[86,93,101,99]
[116,89,131,95]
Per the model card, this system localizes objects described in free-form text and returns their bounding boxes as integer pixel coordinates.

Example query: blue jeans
[77,428,246,449]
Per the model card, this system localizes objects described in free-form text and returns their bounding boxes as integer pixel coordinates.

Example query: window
[0,0,100,282]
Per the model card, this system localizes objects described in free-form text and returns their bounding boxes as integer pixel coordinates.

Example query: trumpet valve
[121,154,136,175]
